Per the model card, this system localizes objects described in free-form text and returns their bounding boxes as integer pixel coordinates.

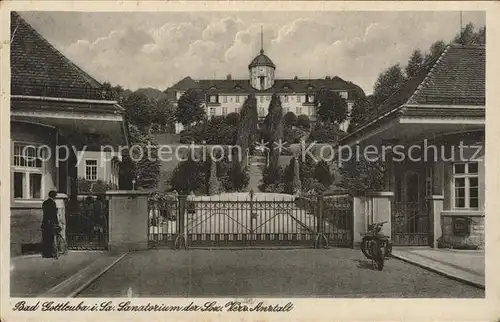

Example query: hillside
[135,87,168,102]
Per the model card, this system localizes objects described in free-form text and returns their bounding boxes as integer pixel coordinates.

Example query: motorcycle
[360,221,392,270]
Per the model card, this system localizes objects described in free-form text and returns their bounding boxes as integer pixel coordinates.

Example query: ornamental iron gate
[148,193,354,248]
[391,201,429,246]
[66,194,109,250]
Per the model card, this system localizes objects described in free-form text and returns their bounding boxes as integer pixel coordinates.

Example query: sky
[20,11,485,95]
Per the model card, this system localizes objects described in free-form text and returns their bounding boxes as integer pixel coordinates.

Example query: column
[429,161,444,248]
[54,193,68,254]
[352,196,366,247]
[366,192,394,238]
[106,190,150,254]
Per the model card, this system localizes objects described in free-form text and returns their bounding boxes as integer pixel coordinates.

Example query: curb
[40,252,129,297]
[69,252,129,297]
[392,253,485,290]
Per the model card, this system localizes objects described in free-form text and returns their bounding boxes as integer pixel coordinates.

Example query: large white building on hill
[165,33,365,133]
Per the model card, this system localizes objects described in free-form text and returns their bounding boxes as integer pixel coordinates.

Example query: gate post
[106,191,149,254]
[174,195,187,249]
[314,195,328,249]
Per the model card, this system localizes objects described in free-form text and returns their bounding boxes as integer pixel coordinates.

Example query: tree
[226,112,240,127]
[264,93,284,170]
[348,97,371,133]
[405,49,424,79]
[169,152,206,194]
[373,64,406,107]
[296,114,311,129]
[176,88,206,127]
[155,97,177,133]
[339,157,387,196]
[119,126,161,190]
[236,94,258,161]
[284,111,297,128]
[424,40,447,62]
[308,122,343,143]
[315,89,348,125]
[454,23,486,45]
[122,92,154,130]
[314,160,333,187]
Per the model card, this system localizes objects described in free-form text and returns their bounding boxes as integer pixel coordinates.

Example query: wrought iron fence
[391,201,429,246]
[148,194,354,248]
[323,195,354,247]
[66,194,109,250]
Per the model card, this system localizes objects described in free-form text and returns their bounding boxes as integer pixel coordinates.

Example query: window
[236,96,240,103]
[176,91,184,100]
[222,107,228,116]
[453,162,479,209]
[260,96,264,103]
[296,95,302,103]
[210,107,216,117]
[223,96,227,103]
[209,95,217,103]
[307,95,315,103]
[235,107,240,114]
[296,106,302,115]
[85,160,98,181]
[284,95,288,102]
[339,91,348,100]
[12,143,45,199]
[259,76,265,89]
[425,166,433,197]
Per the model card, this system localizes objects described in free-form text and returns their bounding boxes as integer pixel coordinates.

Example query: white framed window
[222,107,228,116]
[425,166,433,197]
[296,95,302,103]
[222,95,227,103]
[308,95,315,103]
[453,162,479,209]
[12,143,45,200]
[339,91,348,100]
[236,96,240,103]
[209,95,217,103]
[296,106,302,115]
[85,159,98,181]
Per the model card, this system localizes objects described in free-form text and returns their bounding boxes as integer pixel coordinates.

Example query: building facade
[77,151,121,190]
[166,43,365,133]
[341,44,485,249]
[10,12,129,255]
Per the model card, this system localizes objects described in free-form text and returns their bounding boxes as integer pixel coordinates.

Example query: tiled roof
[409,44,485,105]
[168,76,365,100]
[248,50,276,69]
[350,43,485,133]
[10,12,108,100]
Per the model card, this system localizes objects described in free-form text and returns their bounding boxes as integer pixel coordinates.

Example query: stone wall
[439,215,485,249]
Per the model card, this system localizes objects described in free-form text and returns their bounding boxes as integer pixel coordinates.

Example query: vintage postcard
[1,1,499,321]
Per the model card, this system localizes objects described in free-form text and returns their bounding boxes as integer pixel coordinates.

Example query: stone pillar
[54,193,68,254]
[106,191,150,254]
[366,192,394,238]
[352,196,366,247]
[427,195,444,248]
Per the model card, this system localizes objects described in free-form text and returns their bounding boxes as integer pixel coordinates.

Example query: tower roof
[248,50,276,69]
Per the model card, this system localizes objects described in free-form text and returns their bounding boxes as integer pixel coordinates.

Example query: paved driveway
[78,248,484,298]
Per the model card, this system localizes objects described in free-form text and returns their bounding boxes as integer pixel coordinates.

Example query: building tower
[248,26,276,90]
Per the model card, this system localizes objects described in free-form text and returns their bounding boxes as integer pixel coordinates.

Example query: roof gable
[349,43,485,134]
[10,12,107,100]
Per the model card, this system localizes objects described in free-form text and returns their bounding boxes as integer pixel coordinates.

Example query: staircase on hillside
[247,150,267,192]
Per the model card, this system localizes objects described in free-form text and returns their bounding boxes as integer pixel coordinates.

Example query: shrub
[169,154,207,194]
[284,111,297,127]
[339,157,386,196]
[308,121,343,143]
[226,112,241,126]
[296,114,310,129]
[314,160,334,187]
[77,178,114,193]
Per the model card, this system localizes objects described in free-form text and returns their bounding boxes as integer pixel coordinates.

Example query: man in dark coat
[41,190,59,258]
